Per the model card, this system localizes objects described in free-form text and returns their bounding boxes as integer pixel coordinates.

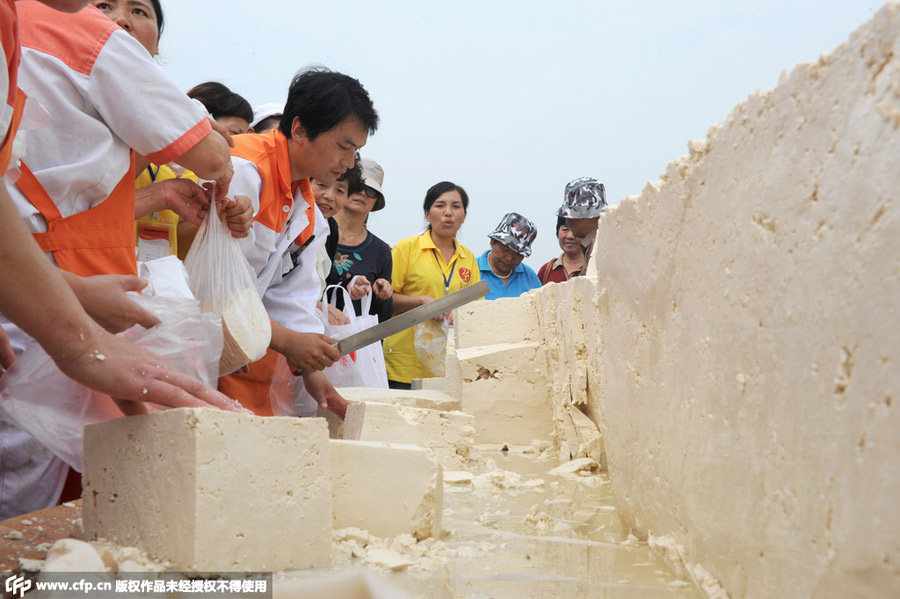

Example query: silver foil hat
[488,212,538,257]
[557,177,607,219]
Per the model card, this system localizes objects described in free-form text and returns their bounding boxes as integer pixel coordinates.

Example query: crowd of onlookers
[0,0,609,519]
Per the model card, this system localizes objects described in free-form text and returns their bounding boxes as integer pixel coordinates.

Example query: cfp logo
[5,574,32,598]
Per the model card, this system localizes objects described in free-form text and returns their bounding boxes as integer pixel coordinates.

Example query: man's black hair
[280,66,379,140]
[338,154,366,197]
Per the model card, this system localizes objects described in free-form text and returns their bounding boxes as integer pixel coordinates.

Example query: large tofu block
[318,403,365,439]
[558,7,900,599]
[337,387,460,412]
[330,440,442,540]
[455,294,540,349]
[347,402,475,469]
[457,341,554,444]
[83,408,332,572]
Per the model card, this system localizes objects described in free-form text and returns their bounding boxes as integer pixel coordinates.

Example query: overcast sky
[159,1,880,269]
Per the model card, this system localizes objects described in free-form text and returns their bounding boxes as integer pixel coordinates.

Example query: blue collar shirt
[477,250,542,300]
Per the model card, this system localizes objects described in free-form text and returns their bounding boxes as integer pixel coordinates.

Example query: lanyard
[146,164,160,183]
[432,249,457,295]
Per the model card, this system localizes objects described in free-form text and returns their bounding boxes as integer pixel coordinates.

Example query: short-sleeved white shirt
[230,156,328,336]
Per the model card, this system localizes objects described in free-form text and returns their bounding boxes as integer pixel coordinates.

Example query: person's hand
[318,301,349,325]
[0,326,15,376]
[158,178,212,227]
[53,325,248,414]
[410,294,451,323]
[66,273,160,333]
[302,371,348,420]
[348,276,371,300]
[219,195,253,238]
[372,278,393,301]
[280,330,340,373]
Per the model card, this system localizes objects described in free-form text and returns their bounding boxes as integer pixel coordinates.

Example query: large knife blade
[335,280,489,356]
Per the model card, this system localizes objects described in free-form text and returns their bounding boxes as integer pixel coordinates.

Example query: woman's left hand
[65,273,161,334]
[348,276,372,300]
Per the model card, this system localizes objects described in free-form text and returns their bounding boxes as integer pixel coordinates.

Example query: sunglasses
[362,187,380,199]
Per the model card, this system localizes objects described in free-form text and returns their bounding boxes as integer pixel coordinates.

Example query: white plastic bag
[270,286,387,417]
[0,294,223,472]
[183,200,271,375]
[137,255,194,299]
[414,318,452,376]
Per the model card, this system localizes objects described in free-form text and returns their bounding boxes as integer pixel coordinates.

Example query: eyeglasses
[362,187,379,199]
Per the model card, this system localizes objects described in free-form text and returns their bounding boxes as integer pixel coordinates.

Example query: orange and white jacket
[8,2,210,238]
[1,2,210,355]
[230,130,329,336]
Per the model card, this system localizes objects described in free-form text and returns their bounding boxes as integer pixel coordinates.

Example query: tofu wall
[456,4,900,598]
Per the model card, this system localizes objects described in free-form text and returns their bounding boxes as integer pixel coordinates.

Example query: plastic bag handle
[360,290,373,316]
[348,275,374,316]
[321,284,355,320]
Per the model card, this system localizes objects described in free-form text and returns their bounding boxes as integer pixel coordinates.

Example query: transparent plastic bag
[0,294,223,472]
[414,318,452,377]
[183,199,271,375]
[270,354,314,417]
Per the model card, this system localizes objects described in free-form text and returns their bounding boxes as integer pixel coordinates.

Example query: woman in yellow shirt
[384,181,480,388]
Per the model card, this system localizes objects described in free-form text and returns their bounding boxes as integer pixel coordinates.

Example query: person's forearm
[0,187,101,359]
[391,293,430,315]
[269,321,290,355]
[133,183,167,219]
[172,131,230,181]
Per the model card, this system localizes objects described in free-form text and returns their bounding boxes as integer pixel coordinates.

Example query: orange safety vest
[15,157,138,278]
[218,130,317,415]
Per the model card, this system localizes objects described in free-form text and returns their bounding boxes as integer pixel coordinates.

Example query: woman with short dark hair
[187,81,254,136]
[383,181,481,389]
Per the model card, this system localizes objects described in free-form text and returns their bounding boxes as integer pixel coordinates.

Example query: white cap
[250,103,284,129]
